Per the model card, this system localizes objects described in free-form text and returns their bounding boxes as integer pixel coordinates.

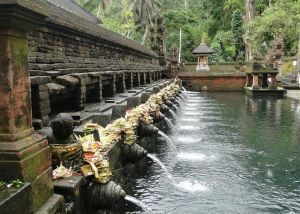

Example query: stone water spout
[84,181,126,210]
[160,104,170,114]
[137,123,159,137]
[121,143,147,162]
[172,97,182,107]
[169,96,176,103]
[165,100,173,108]
[151,111,166,123]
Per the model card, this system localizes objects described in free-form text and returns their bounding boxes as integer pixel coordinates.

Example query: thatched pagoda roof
[192,39,214,55]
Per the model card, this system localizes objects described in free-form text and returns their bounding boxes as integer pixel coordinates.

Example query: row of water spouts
[126,88,190,213]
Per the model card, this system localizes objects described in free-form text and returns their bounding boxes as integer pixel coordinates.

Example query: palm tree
[76,0,112,17]
[130,0,161,44]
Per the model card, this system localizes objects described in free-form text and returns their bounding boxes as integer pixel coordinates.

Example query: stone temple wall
[27,1,163,126]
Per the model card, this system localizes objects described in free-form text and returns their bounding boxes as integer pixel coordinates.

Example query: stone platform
[244,87,287,98]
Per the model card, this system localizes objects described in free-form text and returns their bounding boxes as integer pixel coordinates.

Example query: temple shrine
[244,62,287,97]
[192,38,214,72]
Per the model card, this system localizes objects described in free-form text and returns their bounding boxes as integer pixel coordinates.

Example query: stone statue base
[196,65,210,72]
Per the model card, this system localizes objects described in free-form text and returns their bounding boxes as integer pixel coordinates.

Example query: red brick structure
[177,72,246,91]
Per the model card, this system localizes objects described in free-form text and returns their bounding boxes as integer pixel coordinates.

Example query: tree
[76,0,112,17]
[248,0,300,59]
[231,9,245,60]
[297,33,300,83]
[224,0,244,20]
[244,0,256,61]
[131,0,161,44]
[209,31,235,62]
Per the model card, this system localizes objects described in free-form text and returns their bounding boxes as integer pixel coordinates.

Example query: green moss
[0,179,24,202]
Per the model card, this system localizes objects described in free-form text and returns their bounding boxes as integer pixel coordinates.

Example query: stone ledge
[36,194,66,214]
[0,183,32,214]
[54,176,83,202]
[30,76,51,85]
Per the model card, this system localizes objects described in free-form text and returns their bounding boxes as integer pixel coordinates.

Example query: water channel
[122,92,300,213]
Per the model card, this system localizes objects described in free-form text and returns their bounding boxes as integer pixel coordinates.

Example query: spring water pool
[121,92,300,213]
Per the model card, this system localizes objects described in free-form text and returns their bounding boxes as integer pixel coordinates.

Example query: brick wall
[177,73,246,91]
[28,26,160,77]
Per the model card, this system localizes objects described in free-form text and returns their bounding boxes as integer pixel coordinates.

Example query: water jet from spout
[147,153,176,185]
[124,195,153,213]
[157,130,178,153]
[164,117,176,134]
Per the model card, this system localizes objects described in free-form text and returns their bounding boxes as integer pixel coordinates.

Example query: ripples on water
[122,92,300,213]
[177,152,217,162]
[175,180,210,193]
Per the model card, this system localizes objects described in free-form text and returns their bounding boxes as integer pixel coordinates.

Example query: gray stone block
[56,75,79,86]
[30,76,51,85]
[111,104,126,121]
[54,176,83,202]
[36,194,66,214]
[48,83,65,95]
[126,96,141,109]
[37,64,53,71]
[141,92,151,103]
[0,183,32,214]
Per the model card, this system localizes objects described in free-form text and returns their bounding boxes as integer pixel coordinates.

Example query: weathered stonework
[0,1,54,212]
[26,1,163,124]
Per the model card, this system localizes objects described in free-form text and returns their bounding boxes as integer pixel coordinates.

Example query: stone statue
[50,113,77,144]
[39,113,82,169]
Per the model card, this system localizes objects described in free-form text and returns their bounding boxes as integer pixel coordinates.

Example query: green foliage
[0,179,24,189]
[210,31,235,62]
[231,9,244,60]
[74,0,299,63]
[280,61,295,74]
[10,179,24,188]
[248,0,300,59]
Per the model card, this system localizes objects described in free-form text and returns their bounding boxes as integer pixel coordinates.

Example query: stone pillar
[142,72,147,85]
[97,75,103,101]
[126,72,133,89]
[122,73,126,92]
[71,73,87,110]
[269,74,278,89]
[0,2,53,211]
[252,74,260,90]
[133,73,141,87]
[149,72,153,84]
[112,74,117,95]
[153,72,157,81]
[245,73,253,87]
[158,71,162,80]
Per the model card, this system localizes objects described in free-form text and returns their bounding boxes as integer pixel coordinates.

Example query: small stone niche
[102,75,115,98]
[115,74,125,93]
[133,73,140,87]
